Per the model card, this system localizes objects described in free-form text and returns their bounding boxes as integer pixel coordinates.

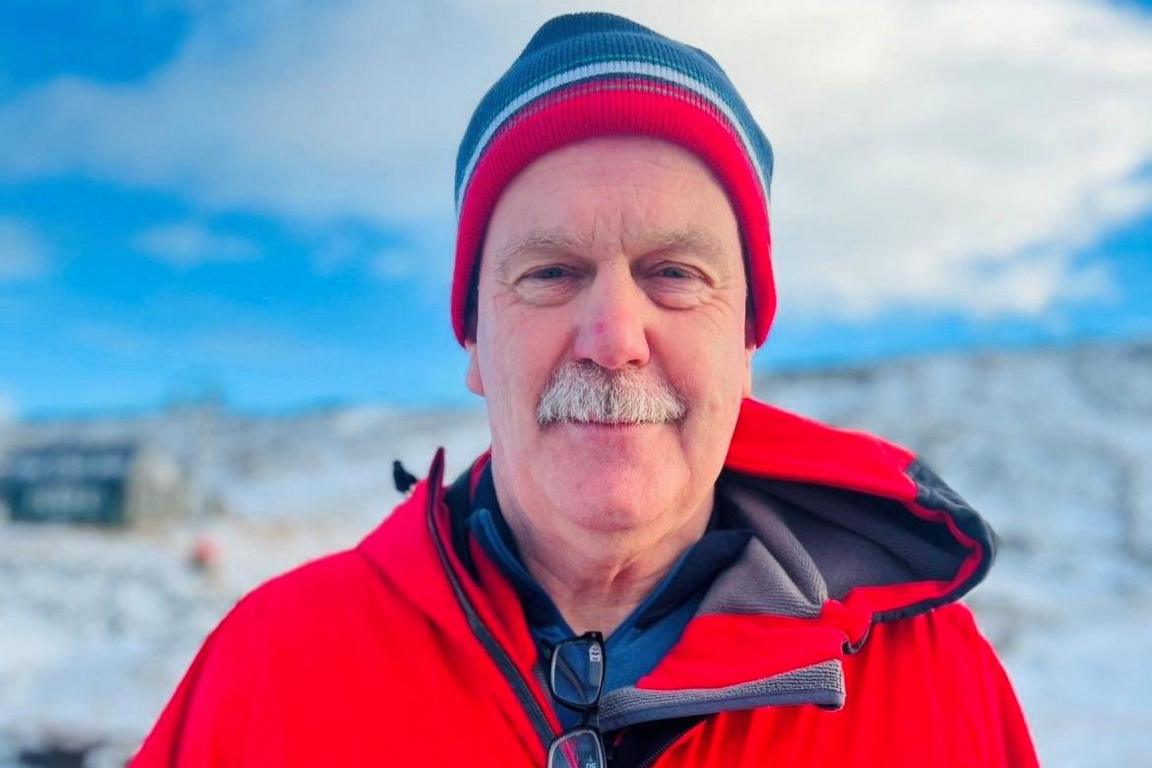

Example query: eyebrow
[490,230,588,282]
[643,230,728,264]
[491,228,730,281]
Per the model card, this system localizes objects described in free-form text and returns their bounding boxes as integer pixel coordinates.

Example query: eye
[525,265,570,281]
[655,264,693,279]
[513,263,583,306]
[645,261,711,308]
[651,262,708,283]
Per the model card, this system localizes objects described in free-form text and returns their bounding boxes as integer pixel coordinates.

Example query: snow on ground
[761,340,1152,767]
[1,339,1149,766]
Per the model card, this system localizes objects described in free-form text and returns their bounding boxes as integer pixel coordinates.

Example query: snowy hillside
[1,339,1149,767]
[760,341,1152,767]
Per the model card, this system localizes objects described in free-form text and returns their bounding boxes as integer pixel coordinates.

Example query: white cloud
[0,0,1149,317]
[133,222,260,268]
[370,246,419,281]
[0,1,511,222]
[367,237,457,283]
[0,218,50,282]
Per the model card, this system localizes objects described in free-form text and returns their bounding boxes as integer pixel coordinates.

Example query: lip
[573,422,639,431]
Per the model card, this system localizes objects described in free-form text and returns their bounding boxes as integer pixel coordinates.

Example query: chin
[544,420,682,474]
[559,499,657,533]
[550,472,672,532]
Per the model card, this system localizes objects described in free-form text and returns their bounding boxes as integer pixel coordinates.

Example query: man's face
[467,136,754,537]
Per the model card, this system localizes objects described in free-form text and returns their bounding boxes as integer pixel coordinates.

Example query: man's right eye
[525,266,568,280]
[514,265,581,305]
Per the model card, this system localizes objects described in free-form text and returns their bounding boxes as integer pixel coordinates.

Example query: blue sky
[1,0,1150,419]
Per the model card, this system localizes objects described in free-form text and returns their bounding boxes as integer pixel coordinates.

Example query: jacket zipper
[425,465,557,753]
[608,713,705,768]
[616,718,703,768]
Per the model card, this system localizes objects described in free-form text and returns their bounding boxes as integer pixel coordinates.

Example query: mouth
[538,411,687,430]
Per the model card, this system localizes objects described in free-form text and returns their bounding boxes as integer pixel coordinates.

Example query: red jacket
[133,399,1038,766]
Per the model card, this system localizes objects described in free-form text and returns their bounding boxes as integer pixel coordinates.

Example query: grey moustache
[537,361,687,426]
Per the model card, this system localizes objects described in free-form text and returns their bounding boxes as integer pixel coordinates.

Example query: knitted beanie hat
[453,12,776,346]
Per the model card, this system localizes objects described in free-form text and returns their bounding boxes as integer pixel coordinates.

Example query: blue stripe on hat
[455,12,774,210]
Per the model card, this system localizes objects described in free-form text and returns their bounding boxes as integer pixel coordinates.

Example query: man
[134,12,1038,767]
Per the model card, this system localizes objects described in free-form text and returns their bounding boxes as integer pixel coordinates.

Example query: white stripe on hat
[456,59,772,217]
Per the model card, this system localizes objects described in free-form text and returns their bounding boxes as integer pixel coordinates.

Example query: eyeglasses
[546,631,607,768]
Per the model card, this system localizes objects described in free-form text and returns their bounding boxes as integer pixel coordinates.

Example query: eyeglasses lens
[550,637,604,708]
[547,727,605,768]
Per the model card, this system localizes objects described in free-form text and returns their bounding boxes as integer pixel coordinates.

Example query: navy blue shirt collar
[467,463,750,709]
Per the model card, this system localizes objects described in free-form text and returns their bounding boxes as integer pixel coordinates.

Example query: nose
[572,265,651,370]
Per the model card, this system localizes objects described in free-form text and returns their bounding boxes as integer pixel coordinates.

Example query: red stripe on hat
[452,78,775,347]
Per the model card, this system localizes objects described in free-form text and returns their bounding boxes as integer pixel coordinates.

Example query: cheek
[480,314,558,423]
[669,348,748,470]
[683,345,747,468]
[677,337,748,410]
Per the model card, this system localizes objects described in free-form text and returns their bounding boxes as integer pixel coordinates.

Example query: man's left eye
[655,265,694,280]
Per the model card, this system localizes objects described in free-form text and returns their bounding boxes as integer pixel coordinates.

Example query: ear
[742,310,757,398]
[742,342,755,399]
[744,306,758,351]
[465,341,485,397]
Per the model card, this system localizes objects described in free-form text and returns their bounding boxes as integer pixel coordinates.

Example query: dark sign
[1,444,137,525]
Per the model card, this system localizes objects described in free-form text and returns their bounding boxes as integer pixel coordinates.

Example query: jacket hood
[724,398,994,622]
[357,397,996,732]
